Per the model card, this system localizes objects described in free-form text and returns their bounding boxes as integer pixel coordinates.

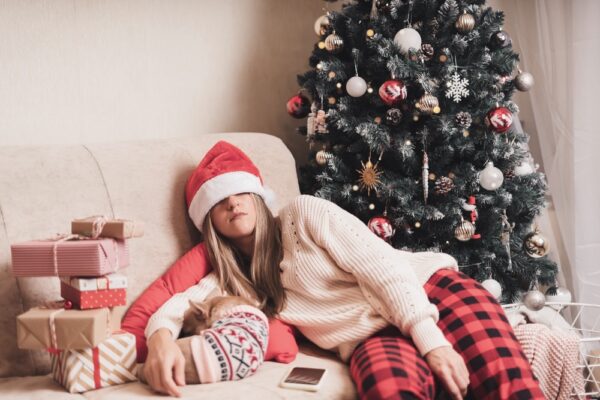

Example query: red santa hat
[185,141,275,232]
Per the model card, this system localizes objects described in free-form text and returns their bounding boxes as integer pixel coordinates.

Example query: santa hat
[186,141,275,232]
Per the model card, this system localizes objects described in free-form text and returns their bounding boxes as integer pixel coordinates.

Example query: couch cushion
[0,133,300,378]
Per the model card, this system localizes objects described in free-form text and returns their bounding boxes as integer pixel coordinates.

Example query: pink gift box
[11,237,129,277]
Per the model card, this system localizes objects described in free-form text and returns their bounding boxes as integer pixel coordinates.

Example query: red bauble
[286,94,310,119]
[63,300,73,310]
[378,80,407,106]
[368,215,396,241]
[486,107,513,133]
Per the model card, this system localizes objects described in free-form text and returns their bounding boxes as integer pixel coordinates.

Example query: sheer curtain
[506,0,600,329]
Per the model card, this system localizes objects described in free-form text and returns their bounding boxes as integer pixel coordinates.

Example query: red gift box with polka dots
[60,274,127,310]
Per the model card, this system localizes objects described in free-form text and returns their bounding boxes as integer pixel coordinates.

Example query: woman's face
[209,193,257,240]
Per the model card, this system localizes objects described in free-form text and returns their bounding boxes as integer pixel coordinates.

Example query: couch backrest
[0,133,300,377]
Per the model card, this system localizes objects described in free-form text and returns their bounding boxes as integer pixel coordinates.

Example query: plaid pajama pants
[349,268,544,400]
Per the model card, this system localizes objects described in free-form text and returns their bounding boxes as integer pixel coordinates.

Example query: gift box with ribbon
[60,274,127,309]
[71,216,144,240]
[11,235,129,277]
[16,305,125,350]
[51,331,137,393]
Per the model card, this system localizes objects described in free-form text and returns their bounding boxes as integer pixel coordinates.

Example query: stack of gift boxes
[11,216,143,393]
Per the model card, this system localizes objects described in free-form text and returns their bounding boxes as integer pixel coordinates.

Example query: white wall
[0,0,329,164]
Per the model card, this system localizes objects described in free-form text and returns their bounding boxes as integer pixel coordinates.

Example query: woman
[142,141,543,399]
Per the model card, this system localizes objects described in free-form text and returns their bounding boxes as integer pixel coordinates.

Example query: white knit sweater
[146,195,458,361]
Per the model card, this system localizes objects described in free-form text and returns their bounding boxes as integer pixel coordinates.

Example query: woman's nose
[225,195,240,209]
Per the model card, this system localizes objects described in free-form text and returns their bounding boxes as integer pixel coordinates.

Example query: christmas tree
[287,0,557,303]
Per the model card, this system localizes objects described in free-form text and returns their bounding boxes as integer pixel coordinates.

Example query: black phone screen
[284,367,326,385]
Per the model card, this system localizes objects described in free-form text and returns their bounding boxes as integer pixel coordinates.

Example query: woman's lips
[230,212,247,222]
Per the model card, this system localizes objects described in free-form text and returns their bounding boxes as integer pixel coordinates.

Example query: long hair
[202,193,286,317]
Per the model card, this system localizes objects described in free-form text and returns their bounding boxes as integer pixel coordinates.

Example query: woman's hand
[425,346,470,400]
[144,328,186,397]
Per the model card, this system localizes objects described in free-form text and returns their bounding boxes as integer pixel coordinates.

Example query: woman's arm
[301,196,455,356]
[144,272,220,340]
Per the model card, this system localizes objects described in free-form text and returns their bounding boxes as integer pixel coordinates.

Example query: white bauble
[479,162,504,190]
[545,287,572,310]
[346,76,368,97]
[514,160,534,176]
[482,279,502,300]
[523,290,546,311]
[393,28,422,55]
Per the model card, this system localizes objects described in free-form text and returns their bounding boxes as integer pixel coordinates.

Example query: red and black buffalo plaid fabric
[349,268,544,400]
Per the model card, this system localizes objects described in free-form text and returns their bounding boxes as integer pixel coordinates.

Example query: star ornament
[357,159,382,195]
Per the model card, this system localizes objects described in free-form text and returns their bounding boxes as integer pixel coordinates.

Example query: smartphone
[279,366,327,392]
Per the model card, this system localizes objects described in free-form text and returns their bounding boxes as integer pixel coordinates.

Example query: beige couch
[0,133,357,399]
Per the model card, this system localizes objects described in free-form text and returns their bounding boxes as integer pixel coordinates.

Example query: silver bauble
[515,71,534,91]
[325,33,344,53]
[393,28,422,55]
[315,150,333,166]
[454,220,475,241]
[346,76,368,97]
[523,290,546,311]
[314,15,330,37]
[523,230,550,258]
[481,279,502,300]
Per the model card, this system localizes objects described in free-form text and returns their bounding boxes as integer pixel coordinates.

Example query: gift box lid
[60,273,127,291]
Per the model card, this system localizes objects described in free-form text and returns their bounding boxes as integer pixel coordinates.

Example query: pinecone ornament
[386,108,403,125]
[434,176,455,195]
[504,169,516,180]
[421,44,434,60]
[455,111,472,129]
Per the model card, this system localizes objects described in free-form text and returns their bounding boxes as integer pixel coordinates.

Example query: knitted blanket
[514,323,584,399]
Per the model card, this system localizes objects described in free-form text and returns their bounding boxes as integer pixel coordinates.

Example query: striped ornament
[51,332,137,393]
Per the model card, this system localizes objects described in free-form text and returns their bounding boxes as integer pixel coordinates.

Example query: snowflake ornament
[445,71,469,103]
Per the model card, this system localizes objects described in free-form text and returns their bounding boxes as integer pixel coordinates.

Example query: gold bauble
[318,41,326,50]
[325,33,344,53]
[455,220,475,241]
[523,230,550,258]
[315,150,333,166]
[366,29,375,38]
[417,93,439,115]
[455,12,475,33]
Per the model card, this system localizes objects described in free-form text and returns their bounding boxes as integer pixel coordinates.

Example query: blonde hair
[202,194,286,317]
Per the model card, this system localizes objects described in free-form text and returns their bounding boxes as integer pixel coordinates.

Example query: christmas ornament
[455,11,475,33]
[422,152,429,203]
[486,106,513,133]
[479,162,504,191]
[523,229,550,258]
[368,215,395,241]
[515,70,535,91]
[545,286,572,304]
[64,300,73,310]
[421,44,434,60]
[455,219,476,241]
[386,108,403,125]
[366,29,375,38]
[461,195,481,240]
[415,93,440,114]
[314,109,328,134]
[434,176,454,195]
[368,203,376,210]
[438,48,451,63]
[356,157,382,195]
[482,279,502,300]
[315,150,333,166]
[514,160,535,176]
[445,71,469,103]
[378,80,407,106]
[455,111,472,128]
[501,211,515,270]
[489,30,512,50]
[394,28,422,55]
[346,76,368,97]
[306,103,318,138]
[325,33,344,53]
[523,290,546,311]
[314,15,330,36]
[286,94,310,118]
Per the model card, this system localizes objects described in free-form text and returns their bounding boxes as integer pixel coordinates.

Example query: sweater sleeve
[300,196,452,356]
[145,272,220,340]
